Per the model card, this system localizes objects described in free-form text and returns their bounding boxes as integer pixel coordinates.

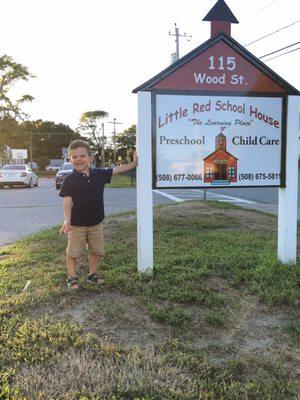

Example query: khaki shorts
[66,223,105,258]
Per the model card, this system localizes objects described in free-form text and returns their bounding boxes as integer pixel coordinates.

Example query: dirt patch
[23,202,299,390]
[177,276,299,363]
[228,208,277,231]
[222,296,296,354]
[34,290,173,347]
[152,201,276,233]
[29,280,299,370]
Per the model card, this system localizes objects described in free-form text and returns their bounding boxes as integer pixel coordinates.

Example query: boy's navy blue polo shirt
[59,167,113,226]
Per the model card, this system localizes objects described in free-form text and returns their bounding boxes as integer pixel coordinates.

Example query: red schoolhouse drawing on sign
[204,128,238,185]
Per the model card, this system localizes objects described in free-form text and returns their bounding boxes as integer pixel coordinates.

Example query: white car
[0,164,38,188]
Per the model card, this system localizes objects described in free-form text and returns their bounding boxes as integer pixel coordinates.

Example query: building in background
[11,149,28,164]
[1,146,28,165]
[62,147,69,163]
[45,159,63,171]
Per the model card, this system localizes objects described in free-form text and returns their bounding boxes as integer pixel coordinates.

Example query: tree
[115,125,136,161]
[0,117,23,147]
[0,55,35,152]
[0,55,34,121]
[78,111,109,166]
[21,120,80,169]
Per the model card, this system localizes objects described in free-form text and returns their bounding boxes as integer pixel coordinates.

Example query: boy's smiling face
[70,146,92,174]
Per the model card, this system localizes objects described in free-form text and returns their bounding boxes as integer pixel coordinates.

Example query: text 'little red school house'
[204,132,238,184]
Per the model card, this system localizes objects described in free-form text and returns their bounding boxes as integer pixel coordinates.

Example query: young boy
[59,139,137,289]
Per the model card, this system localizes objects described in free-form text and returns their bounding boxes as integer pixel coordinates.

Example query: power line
[242,0,279,25]
[245,20,300,46]
[259,41,300,58]
[263,46,300,62]
[238,0,258,10]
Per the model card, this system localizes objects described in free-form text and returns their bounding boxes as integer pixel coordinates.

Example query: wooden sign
[152,41,286,93]
[155,94,283,188]
[134,0,300,272]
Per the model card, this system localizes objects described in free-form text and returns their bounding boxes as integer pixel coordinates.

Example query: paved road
[0,178,170,247]
[0,176,299,246]
[161,175,300,205]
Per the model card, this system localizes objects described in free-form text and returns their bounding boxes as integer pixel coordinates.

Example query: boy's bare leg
[66,256,77,277]
[88,254,105,284]
[88,253,100,275]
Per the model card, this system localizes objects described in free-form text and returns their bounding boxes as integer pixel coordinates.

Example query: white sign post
[278,96,300,264]
[137,91,153,273]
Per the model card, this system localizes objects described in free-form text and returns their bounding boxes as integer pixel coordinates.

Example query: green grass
[106,174,135,188]
[36,172,136,188]
[203,309,224,326]
[148,304,190,328]
[6,340,297,400]
[283,320,300,342]
[0,200,299,399]
[36,170,57,177]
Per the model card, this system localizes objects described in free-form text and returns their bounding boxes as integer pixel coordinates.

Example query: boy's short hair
[68,140,92,156]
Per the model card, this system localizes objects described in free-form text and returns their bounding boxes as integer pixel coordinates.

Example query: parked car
[46,165,61,172]
[55,162,74,190]
[46,159,63,172]
[0,164,38,188]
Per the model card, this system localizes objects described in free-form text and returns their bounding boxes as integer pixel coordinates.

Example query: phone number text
[239,173,281,181]
[156,173,202,182]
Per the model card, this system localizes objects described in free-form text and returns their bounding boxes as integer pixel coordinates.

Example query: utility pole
[29,133,33,166]
[101,123,105,168]
[107,118,122,165]
[169,23,192,63]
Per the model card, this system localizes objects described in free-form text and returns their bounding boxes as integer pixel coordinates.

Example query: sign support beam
[278,95,299,264]
[137,91,153,273]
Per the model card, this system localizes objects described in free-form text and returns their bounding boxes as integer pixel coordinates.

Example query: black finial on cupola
[203,0,239,38]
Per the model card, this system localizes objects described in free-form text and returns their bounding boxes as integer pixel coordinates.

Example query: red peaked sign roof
[133,33,299,94]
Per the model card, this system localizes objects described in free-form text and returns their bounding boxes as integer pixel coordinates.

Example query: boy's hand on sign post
[60,221,71,235]
[112,152,138,175]
[133,151,138,167]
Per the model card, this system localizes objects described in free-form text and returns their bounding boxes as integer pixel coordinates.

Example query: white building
[11,149,28,164]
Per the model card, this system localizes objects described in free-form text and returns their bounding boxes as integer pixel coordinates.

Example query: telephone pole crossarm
[107,118,122,165]
[169,22,192,62]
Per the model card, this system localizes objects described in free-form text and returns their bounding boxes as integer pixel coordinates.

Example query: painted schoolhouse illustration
[203,131,238,184]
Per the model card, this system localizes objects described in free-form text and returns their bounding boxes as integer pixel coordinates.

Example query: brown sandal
[67,276,79,289]
[87,273,105,285]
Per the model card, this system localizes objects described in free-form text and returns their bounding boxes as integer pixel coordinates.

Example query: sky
[1,0,299,138]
